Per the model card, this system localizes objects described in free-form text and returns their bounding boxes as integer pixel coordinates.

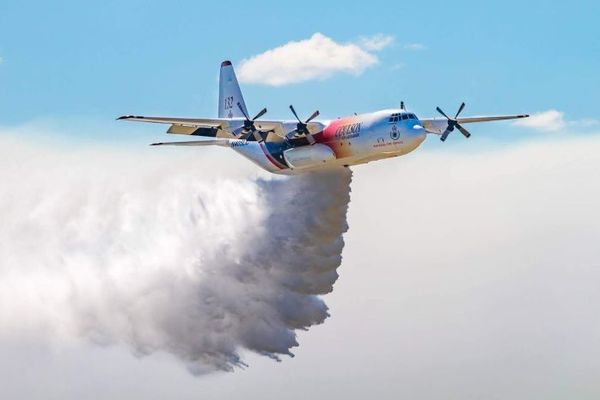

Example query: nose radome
[412,123,425,134]
[411,124,427,142]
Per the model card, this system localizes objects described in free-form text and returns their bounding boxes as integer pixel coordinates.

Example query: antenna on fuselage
[400,101,405,110]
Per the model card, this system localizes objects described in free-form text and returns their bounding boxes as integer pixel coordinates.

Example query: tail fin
[218,60,248,119]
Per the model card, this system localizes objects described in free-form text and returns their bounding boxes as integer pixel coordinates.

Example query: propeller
[237,102,268,142]
[288,105,320,144]
[436,102,472,142]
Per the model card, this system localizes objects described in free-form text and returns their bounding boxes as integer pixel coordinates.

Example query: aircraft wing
[456,114,530,124]
[117,115,225,125]
[117,114,288,139]
[421,114,529,134]
[117,115,235,138]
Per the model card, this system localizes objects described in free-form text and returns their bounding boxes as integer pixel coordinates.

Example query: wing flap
[166,125,222,136]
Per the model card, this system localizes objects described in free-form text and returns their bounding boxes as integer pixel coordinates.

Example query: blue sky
[0,0,598,143]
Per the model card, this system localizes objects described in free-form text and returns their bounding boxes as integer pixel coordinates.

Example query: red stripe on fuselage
[259,143,284,170]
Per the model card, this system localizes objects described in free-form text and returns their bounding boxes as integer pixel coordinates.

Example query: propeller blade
[440,128,452,142]
[252,130,265,143]
[238,130,251,140]
[305,110,320,123]
[436,107,451,120]
[285,131,296,140]
[288,105,318,138]
[438,103,471,141]
[456,123,471,138]
[237,102,250,120]
[289,105,302,123]
[252,107,267,121]
[455,102,466,119]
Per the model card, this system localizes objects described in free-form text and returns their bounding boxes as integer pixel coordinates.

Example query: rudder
[218,60,248,119]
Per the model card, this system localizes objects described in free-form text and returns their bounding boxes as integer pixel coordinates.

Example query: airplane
[118,60,529,175]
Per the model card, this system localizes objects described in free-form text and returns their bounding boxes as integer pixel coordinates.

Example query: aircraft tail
[218,61,248,119]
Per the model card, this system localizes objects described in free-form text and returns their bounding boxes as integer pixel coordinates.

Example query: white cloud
[514,110,599,133]
[237,33,392,86]
[359,34,395,51]
[570,118,600,129]
[514,109,566,132]
[403,43,426,51]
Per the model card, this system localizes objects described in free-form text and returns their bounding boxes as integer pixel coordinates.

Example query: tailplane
[218,60,248,119]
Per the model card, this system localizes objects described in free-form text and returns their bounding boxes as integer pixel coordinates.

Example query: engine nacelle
[283,144,336,169]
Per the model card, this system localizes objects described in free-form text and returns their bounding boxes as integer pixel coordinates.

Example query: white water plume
[0,135,352,373]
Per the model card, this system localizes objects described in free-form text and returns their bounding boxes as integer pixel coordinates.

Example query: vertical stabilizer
[218,61,248,119]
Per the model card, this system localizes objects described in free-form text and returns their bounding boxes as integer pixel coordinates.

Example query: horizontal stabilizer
[150,139,230,147]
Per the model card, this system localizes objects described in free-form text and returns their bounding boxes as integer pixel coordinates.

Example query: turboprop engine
[283,144,336,169]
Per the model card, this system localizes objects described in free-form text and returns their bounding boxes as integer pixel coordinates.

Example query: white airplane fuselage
[228,109,427,175]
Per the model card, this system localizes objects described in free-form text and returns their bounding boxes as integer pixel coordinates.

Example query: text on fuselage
[334,122,362,139]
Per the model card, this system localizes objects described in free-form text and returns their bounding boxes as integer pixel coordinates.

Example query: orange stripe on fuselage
[318,116,363,158]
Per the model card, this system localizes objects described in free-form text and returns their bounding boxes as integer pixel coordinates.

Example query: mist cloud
[0,135,352,373]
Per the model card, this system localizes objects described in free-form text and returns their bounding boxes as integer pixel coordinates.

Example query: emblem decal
[390,125,400,140]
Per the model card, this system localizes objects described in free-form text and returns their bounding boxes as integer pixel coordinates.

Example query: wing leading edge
[421,113,529,135]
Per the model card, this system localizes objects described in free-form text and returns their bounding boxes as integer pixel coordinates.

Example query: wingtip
[150,142,162,146]
[117,115,145,121]
[221,60,232,67]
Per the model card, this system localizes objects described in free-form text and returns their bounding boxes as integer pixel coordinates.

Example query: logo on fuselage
[390,125,400,140]
[230,140,248,147]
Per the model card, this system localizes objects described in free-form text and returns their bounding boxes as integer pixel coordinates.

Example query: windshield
[388,112,417,122]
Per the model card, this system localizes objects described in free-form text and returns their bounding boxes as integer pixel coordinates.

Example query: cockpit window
[390,112,418,122]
